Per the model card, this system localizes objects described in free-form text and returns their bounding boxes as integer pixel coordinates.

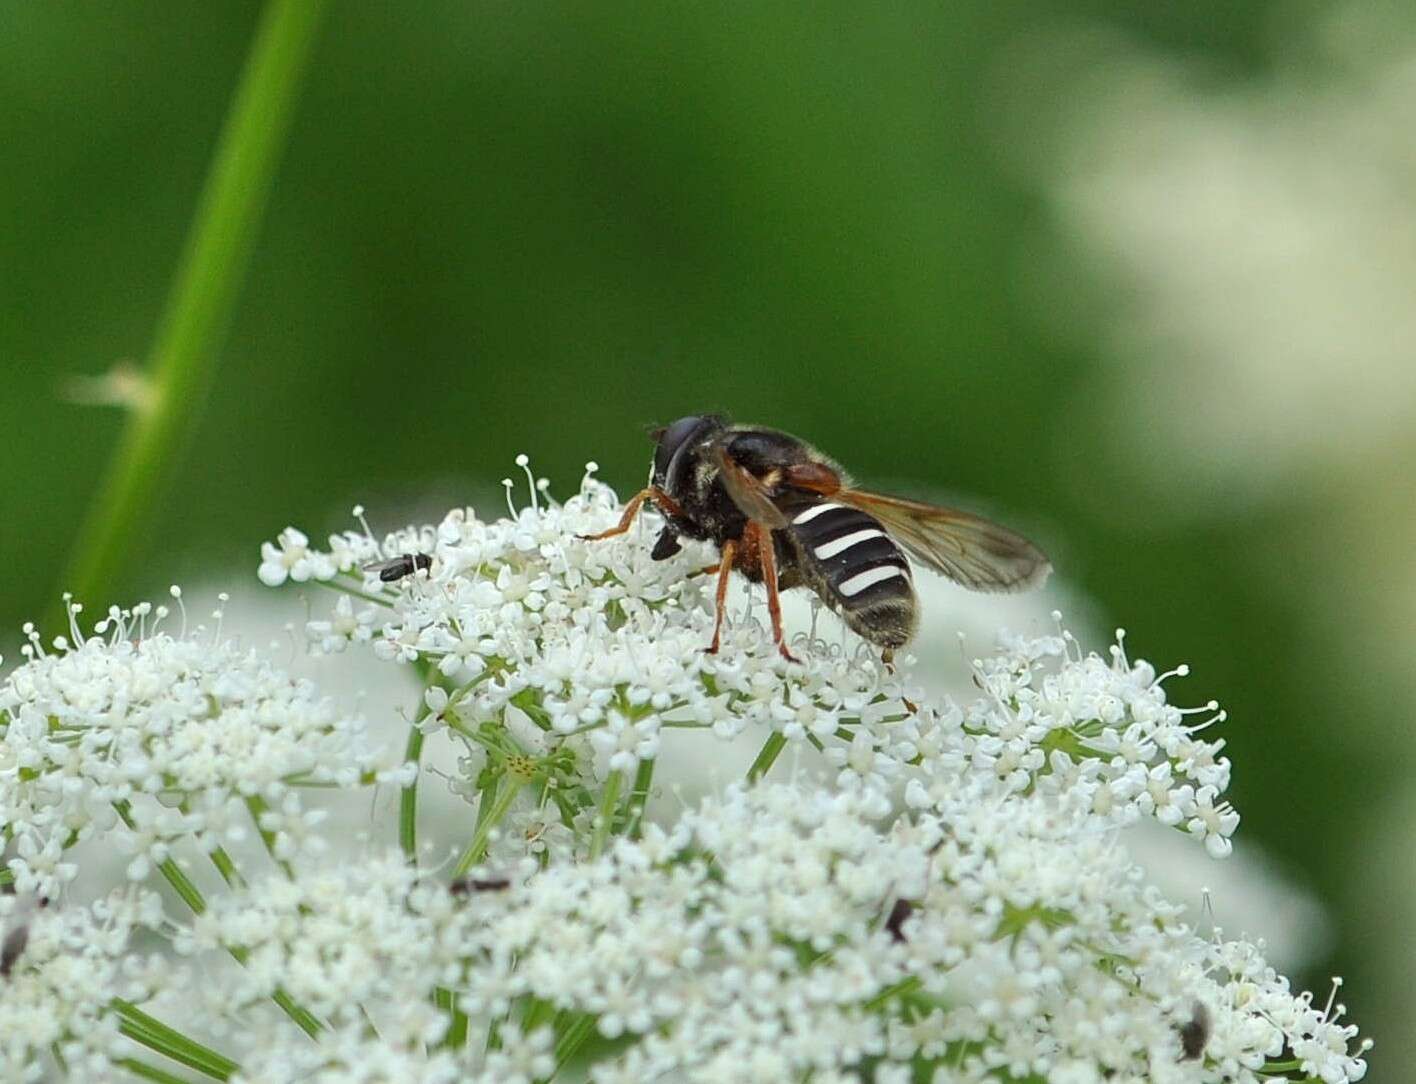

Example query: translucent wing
[836,489,1050,593]
[712,443,789,528]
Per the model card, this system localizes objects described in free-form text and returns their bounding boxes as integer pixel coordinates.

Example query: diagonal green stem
[588,770,623,860]
[862,975,922,1012]
[452,775,526,877]
[115,1057,201,1084]
[624,757,655,840]
[435,985,469,1050]
[112,998,239,1080]
[400,724,427,862]
[746,731,787,783]
[552,1012,598,1076]
[243,794,296,877]
[54,0,329,617]
[112,802,207,914]
[207,844,245,889]
[112,800,321,1037]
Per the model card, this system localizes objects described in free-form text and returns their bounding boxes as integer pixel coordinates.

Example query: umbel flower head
[0,889,167,1083]
[0,593,409,897]
[0,459,1371,1082]
[270,465,1240,854]
[243,462,1366,1080]
[173,785,1366,1083]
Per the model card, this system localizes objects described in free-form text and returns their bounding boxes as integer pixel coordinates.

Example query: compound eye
[653,415,710,481]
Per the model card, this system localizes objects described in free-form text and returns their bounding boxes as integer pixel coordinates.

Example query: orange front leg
[745,520,798,663]
[577,486,684,541]
[706,539,737,654]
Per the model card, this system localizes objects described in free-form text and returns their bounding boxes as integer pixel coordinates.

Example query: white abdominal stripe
[813,529,887,561]
[786,500,913,604]
[791,502,847,526]
[838,564,908,598]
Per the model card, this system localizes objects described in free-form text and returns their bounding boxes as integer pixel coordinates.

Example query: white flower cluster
[0,598,407,897]
[175,854,464,1023]
[177,783,1367,1083]
[0,469,1371,1082]
[0,889,167,1083]
[175,852,552,1083]
[268,469,1239,854]
[926,630,1239,857]
[229,1019,552,1084]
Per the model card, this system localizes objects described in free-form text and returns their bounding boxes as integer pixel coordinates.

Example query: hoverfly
[363,553,433,583]
[579,414,1050,662]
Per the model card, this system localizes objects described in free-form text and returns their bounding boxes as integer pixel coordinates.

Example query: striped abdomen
[783,500,918,650]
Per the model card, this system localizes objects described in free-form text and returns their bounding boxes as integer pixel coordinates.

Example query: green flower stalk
[56,0,327,622]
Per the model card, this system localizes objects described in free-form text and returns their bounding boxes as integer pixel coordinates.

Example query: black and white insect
[364,553,433,583]
[581,414,1050,662]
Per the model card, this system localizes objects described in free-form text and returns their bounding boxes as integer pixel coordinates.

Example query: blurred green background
[4,0,1411,1060]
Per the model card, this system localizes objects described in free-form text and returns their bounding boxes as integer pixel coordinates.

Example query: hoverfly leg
[579,487,684,541]
[748,521,798,664]
[706,540,737,654]
[577,488,651,541]
[688,563,721,578]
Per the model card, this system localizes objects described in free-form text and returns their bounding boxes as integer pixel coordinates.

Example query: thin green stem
[155,856,207,915]
[588,770,623,860]
[624,757,655,840]
[452,776,526,877]
[113,802,320,1036]
[520,996,557,1034]
[55,0,329,617]
[310,577,397,608]
[746,731,788,783]
[435,985,469,1050]
[243,794,295,877]
[470,769,500,838]
[113,802,208,914]
[207,845,245,889]
[862,975,922,1012]
[271,990,322,1038]
[400,724,426,862]
[115,1057,199,1084]
[551,1012,598,1077]
[112,999,238,1080]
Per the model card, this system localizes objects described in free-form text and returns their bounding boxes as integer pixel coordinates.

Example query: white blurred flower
[1007,8,1412,1062]
[0,598,404,896]
[1013,15,1416,501]
[0,890,167,1082]
[258,527,336,587]
[304,593,377,655]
